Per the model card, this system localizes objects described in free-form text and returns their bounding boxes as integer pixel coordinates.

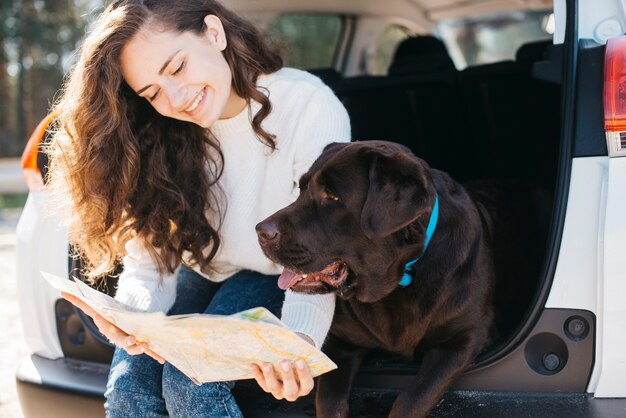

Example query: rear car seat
[334,36,464,178]
[457,39,560,184]
[388,35,457,76]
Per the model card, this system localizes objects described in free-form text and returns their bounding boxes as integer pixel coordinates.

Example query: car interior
[305,30,561,378]
[324,33,560,341]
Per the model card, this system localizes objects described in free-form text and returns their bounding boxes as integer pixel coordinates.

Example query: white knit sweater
[114,68,351,349]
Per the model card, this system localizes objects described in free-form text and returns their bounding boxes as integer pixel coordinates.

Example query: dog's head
[256,141,438,303]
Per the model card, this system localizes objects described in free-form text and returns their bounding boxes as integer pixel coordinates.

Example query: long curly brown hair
[46,0,283,278]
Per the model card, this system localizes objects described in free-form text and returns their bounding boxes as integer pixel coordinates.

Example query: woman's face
[121,16,244,128]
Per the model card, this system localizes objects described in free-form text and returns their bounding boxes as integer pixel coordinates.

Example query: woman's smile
[185,86,207,114]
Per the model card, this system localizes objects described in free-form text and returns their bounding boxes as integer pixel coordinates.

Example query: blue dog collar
[399,194,439,287]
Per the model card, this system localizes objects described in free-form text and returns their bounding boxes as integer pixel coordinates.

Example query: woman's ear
[203,15,227,51]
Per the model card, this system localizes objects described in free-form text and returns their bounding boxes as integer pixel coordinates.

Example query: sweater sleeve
[280,82,351,349]
[114,237,179,313]
[290,85,352,199]
[282,290,335,349]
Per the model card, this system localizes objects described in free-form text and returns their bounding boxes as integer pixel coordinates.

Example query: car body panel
[544,118,626,399]
[16,191,67,360]
[546,157,606,315]
[577,0,626,44]
[593,156,626,397]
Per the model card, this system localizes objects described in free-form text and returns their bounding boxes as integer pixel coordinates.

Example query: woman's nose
[163,83,187,111]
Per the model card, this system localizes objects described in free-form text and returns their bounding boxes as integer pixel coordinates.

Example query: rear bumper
[16,354,107,418]
[16,354,626,418]
[430,391,626,418]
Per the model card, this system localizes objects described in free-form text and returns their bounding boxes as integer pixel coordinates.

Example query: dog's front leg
[316,334,368,418]
[389,336,485,418]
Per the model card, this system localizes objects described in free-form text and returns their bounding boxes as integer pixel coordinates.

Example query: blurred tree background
[0,4,343,158]
[0,0,102,158]
[267,13,343,70]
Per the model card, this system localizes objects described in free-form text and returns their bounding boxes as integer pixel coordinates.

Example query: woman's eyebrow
[136,49,182,94]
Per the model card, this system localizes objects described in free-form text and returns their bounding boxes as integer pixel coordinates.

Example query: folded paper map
[41,271,337,385]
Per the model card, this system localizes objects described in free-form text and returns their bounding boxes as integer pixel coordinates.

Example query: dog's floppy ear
[360,149,432,239]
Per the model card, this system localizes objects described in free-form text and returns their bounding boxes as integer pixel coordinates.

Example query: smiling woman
[120,16,245,128]
[43,0,351,417]
[47,0,285,281]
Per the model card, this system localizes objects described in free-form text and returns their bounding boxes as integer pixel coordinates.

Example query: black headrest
[388,36,456,76]
[309,68,342,84]
[515,39,552,62]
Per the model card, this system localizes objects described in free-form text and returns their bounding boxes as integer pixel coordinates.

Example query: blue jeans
[104,268,284,418]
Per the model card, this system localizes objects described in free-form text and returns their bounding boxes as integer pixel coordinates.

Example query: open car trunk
[328,36,562,353]
[311,37,573,389]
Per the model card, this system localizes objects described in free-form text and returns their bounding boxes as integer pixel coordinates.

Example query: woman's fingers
[92,315,164,362]
[61,292,99,318]
[294,359,314,394]
[92,315,126,341]
[278,361,300,401]
[250,360,314,401]
[114,337,164,364]
[124,343,165,364]
[251,363,270,392]
[251,362,282,397]
[261,363,284,398]
[60,291,165,364]
[145,348,166,364]
[61,292,125,342]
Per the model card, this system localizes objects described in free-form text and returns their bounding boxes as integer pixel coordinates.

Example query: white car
[15,0,626,416]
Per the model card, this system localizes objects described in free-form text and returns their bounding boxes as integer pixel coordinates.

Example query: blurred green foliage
[267,13,343,70]
[371,25,411,75]
[0,0,103,158]
[0,193,28,209]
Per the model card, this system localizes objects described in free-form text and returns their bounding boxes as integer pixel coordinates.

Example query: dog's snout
[256,220,280,243]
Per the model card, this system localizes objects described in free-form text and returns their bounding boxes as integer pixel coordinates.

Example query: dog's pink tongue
[278,268,300,290]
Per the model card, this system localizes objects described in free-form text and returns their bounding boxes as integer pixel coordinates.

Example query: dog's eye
[322,189,340,202]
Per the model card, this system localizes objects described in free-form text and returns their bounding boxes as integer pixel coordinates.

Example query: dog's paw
[389,393,432,418]
[316,398,349,418]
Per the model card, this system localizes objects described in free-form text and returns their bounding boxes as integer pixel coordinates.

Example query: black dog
[256,141,496,417]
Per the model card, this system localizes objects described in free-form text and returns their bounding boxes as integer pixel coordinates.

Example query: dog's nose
[256,220,280,243]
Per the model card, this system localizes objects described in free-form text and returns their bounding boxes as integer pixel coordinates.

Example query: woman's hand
[251,332,315,401]
[60,292,165,364]
[250,359,314,401]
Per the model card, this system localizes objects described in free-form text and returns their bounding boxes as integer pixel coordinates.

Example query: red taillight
[21,113,56,191]
[603,36,626,156]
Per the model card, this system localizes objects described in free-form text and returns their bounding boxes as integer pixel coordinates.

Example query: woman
[47,0,350,416]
